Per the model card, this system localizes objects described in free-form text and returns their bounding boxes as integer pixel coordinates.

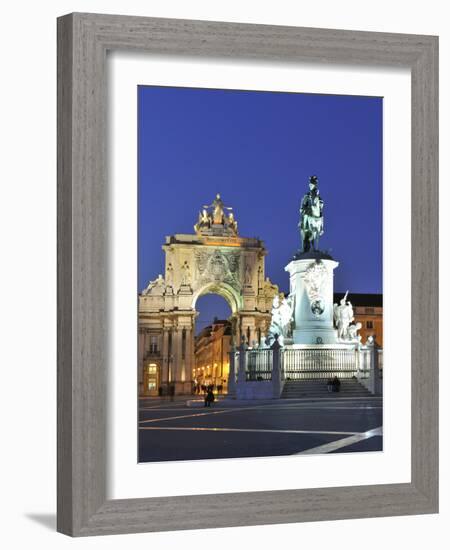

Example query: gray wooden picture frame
[57,12,438,537]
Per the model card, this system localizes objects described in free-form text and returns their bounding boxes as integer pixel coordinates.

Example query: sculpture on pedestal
[299,175,324,253]
[194,193,238,236]
[285,176,340,345]
[205,193,231,224]
[181,261,191,284]
[333,292,362,342]
[166,263,174,287]
[334,292,354,340]
[244,262,252,286]
[266,293,294,346]
[142,274,166,296]
[195,209,211,232]
[228,212,238,233]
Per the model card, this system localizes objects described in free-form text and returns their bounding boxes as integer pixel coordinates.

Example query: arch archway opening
[193,292,234,396]
[194,293,232,335]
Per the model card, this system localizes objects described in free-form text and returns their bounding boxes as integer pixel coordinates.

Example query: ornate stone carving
[181,261,191,285]
[195,250,209,275]
[166,263,174,287]
[257,265,263,289]
[195,249,241,289]
[227,252,240,274]
[260,277,278,298]
[302,260,329,316]
[209,251,229,281]
[244,262,252,285]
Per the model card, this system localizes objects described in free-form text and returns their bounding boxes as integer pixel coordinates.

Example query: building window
[149,335,158,354]
[147,363,157,374]
[366,320,374,329]
[147,363,158,392]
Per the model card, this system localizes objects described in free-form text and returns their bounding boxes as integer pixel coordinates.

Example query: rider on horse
[299,175,324,252]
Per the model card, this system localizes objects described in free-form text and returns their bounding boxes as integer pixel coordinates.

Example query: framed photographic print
[136,85,384,463]
[57,13,438,536]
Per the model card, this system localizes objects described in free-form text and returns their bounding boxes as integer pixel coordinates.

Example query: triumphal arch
[138,194,278,395]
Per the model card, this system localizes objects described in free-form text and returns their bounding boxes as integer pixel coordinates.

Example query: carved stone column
[161,328,169,390]
[184,327,193,390]
[173,327,183,392]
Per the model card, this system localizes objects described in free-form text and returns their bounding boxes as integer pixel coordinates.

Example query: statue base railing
[227,341,383,399]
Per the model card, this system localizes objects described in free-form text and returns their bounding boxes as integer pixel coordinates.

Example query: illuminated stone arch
[192,281,242,315]
[138,195,279,395]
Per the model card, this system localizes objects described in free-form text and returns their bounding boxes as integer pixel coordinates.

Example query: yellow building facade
[193,320,232,393]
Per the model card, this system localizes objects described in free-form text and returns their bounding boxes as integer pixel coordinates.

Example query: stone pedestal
[285,252,339,345]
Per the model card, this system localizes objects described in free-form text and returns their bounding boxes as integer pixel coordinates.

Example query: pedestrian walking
[204,388,215,407]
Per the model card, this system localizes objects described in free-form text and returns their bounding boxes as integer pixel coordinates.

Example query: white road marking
[140,407,199,412]
[139,405,382,416]
[139,403,382,425]
[295,426,383,454]
[138,400,378,422]
[139,426,359,436]
[139,406,264,424]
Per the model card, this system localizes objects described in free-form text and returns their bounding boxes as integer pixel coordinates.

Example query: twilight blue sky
[138,86,382,330]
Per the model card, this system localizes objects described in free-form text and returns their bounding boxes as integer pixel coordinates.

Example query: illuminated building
[193,319,232,392]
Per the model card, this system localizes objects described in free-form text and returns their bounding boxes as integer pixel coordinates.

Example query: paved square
[138,396,383,462]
